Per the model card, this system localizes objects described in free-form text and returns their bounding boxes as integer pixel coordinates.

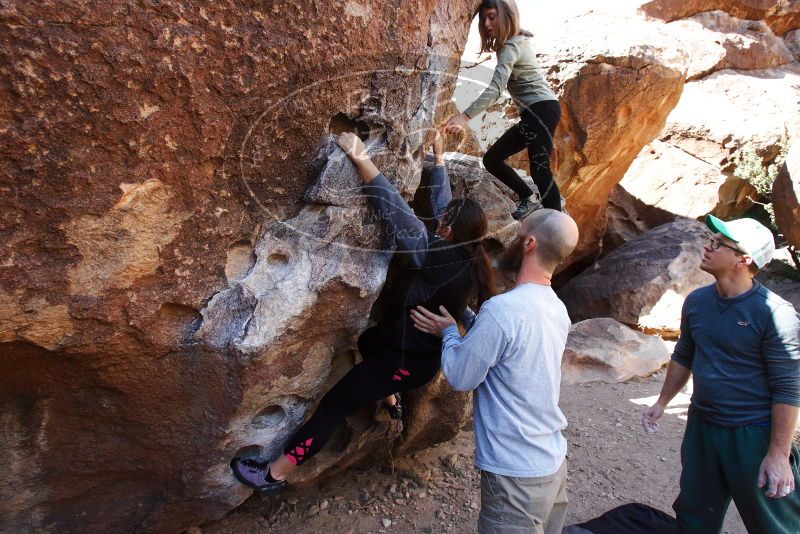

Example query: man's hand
[758,452,796,498]
[337,132,368,161]
[642,403,665,434]
[443,113,469,135]
[410,305,456,337]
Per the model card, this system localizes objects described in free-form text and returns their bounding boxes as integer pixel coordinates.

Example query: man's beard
[496,235,525,274]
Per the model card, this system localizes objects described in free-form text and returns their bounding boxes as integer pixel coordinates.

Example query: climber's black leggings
[281,327,439,466]
[483,99,562,210]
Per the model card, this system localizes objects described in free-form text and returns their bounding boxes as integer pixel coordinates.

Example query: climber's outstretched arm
[337,132,381,183]
[428,131,451,220]
[338,133,428,267]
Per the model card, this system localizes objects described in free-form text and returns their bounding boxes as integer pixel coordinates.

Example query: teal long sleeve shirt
[672,281,800,426]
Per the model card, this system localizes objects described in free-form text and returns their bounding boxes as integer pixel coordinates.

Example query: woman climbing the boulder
[445,0,562,219]
[230,130,496,496]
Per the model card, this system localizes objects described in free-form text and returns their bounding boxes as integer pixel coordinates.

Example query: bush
[732,136,789,227]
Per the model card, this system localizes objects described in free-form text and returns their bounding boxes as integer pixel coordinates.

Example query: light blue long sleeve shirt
[441,284,570,477]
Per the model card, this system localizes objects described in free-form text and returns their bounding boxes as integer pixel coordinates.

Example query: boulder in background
[562,318,672,385]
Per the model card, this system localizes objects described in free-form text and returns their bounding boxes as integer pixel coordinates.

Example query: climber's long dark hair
[440,198,497,309]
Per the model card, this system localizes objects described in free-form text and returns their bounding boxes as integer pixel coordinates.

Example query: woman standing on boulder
[231,131,495,496]
[445,0,562,219]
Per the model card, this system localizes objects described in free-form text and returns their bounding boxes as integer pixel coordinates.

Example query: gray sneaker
[512,197,538,220]
[230,457,286,496]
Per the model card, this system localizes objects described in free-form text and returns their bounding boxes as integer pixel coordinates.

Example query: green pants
[674,409,800,534]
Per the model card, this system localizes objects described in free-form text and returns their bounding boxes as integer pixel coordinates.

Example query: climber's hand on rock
[410,305,456,337]
[337,132,368,161]
[338,132,381,183]
[443,113,469,135]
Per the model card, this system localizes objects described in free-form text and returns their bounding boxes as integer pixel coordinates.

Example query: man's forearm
[769,403,800,457]
[656,360,692,406]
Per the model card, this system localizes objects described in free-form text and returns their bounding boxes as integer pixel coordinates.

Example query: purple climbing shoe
[230,457,286,496]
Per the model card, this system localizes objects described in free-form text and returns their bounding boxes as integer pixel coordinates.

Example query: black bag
[567,503,676,534]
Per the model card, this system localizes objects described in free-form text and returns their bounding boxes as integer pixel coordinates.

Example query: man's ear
[523,235,536,253]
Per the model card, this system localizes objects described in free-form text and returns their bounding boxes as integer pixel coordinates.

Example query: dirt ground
[202,373,748,534]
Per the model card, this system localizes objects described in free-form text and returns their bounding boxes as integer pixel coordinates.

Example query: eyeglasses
[706,236,745,254]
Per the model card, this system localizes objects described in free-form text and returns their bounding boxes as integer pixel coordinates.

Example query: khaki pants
[478,459,568,534]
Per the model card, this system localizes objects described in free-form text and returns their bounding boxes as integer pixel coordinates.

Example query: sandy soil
[202,374,748,534]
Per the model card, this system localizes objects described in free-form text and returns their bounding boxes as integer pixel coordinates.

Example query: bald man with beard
[411,209,579,534]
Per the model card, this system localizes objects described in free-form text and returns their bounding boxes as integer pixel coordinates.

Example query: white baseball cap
[705,214,775,268]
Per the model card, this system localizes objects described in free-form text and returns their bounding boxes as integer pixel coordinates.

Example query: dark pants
[483,99,562,210]
[674,409,800,534]
[282,327,439,466]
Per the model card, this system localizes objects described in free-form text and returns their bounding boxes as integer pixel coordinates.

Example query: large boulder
[661,65,800,174]
[605,3,800,249]
[617,140,744,223]
[787,29,800,60]
[539,12,689,266]
[640,0,800,37]
[773,141,800,248]
[562,318,672,385]
[669,10,795,81]
[757,248,800,309]
[558,219,714,337]
[611,64,800,246]
[0,0,478,532]
[604,182,680,251]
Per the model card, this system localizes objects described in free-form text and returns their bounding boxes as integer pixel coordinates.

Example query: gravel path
[203,375,747,534]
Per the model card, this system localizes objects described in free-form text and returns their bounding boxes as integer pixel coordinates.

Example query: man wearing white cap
[642,215,800,533]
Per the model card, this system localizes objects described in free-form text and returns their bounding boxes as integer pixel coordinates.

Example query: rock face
[0,1,477,532]
[562,319,672,385]
[611,63,800,245]
[671,10,795,80]
[787,29,800,59]
[604,183,680,251]
[617,140,739,227]
[558,219,714,337]
[611,3,800,248]
[641,0,800,36]
[773,141,800,248]
[549,24,687,266]
[757,248,800,309]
